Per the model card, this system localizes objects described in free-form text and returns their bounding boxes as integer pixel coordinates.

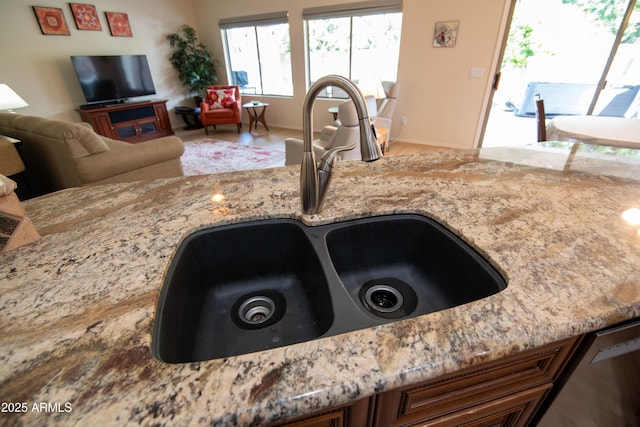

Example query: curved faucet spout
[300,75,382,214]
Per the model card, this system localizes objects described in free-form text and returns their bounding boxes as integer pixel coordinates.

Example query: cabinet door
[137,117,160,137]
[86,111,117,139]
[113,118,159,143]
[153,103,171,132]
[112,121,139,140]
[418,383,551,427]
[276,397,371,427]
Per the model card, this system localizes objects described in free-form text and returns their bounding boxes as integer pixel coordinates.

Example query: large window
[304,1,403,97]
[220,12,293,96]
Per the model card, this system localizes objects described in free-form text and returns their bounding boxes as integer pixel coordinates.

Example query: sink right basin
[325,215,506,320]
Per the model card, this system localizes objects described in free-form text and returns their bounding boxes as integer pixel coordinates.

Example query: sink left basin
[153,220,334,363]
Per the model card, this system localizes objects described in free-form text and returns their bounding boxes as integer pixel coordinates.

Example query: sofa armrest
[231,101,241,116]
[75,136,184,183]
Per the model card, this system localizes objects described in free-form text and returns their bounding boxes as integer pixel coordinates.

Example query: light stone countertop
[1,145,639,426]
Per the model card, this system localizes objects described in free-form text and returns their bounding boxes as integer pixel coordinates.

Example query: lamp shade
[0,84,28,111]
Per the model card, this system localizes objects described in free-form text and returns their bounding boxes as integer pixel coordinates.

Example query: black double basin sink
[152,215,507,363]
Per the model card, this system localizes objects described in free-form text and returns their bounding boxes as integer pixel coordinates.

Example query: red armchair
[200,85,242,134]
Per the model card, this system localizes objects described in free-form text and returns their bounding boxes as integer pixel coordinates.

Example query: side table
[243,102,270,132]
[328,106,339,120]
[0,135,24,176]
[0,135,33,199]
[375,128,389,154]
[175,106,203,130]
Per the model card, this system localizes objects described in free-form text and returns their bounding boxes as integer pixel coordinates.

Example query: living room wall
[194,0,510,148]
[1,0,510,148]
[0,0,197,128]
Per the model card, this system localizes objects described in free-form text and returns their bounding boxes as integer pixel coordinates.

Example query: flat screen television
[70,55,156,105]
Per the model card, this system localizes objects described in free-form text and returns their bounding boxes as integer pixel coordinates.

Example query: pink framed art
[32,6,70,36]
[69,3,101,31]
[105,12,132,37]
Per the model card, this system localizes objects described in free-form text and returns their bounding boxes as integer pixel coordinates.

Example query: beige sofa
[0,113,184,197]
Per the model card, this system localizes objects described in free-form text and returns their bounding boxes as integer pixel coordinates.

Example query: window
[304,0,403,97]
[220,12,293,96]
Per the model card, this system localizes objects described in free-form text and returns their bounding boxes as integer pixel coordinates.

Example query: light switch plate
[469,67,485,78]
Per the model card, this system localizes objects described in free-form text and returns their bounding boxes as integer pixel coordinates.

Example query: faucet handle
[318,143,357,172]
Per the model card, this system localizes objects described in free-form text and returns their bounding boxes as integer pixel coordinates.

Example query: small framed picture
[105,12,132,37]
[69,3,101,31]
[32,6,71,36]
[433,21,459,48]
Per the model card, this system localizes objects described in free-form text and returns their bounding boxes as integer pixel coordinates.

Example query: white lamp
[0,84,29,112]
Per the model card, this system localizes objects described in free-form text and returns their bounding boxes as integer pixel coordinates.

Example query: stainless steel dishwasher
[535,319,640,426]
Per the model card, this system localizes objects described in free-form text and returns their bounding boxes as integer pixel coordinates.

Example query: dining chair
[535,94,546,142]
[284,100,362,165]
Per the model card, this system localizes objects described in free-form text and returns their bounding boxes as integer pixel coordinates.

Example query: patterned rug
[181,139,285,176]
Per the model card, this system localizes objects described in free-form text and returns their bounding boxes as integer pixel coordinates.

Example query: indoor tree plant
[167,24,217,105]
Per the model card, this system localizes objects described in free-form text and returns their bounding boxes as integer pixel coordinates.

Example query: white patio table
[546,115,640,149]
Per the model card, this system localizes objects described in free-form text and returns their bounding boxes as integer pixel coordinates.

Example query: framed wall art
[69,3,101,31]
[32,6,71,36]
[433,21,459,48]
[105,12,132,37]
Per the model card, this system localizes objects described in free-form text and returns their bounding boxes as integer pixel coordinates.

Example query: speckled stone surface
[1,146,639,426]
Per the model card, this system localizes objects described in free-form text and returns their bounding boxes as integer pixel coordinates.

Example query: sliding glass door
[482,0,639,147]
[591,1,640,115]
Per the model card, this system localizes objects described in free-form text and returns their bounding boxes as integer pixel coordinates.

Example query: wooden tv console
[76,99,174,143]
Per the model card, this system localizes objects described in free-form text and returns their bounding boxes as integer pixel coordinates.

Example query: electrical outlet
[401,116,407,125]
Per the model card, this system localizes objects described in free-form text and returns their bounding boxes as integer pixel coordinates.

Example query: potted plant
[167,24,217,106]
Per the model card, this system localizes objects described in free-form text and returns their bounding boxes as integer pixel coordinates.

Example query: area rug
[181,139,285,176]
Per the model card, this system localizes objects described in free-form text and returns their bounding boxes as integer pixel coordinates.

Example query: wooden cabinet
[275,337,580,427]
[372,337,580,427]
[276,398,372,427]
[76,99,174,143]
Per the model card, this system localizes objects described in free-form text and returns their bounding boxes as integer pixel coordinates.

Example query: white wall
[1,0,510,148]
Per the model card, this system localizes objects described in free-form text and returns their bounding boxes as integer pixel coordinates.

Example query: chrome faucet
[300,75,382,214]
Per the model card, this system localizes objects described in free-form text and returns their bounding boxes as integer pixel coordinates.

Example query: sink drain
[359,278,417,319]
[232,290,286,330]
[239,296,276,324]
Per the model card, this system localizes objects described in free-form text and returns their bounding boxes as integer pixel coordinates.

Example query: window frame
[303,0,403,97]
[219,11,293,97]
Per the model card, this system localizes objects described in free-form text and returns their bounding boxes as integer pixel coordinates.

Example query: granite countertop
[1,145,639,425]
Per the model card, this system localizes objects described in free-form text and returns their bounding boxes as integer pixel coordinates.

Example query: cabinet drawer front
[418,383,551,427]
[375,337,578,426]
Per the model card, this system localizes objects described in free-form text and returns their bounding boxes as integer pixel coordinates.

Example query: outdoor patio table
[546,116,640,149]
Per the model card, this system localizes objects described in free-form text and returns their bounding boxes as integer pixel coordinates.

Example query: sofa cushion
[206,88,236,109]
[202,108,235,118]
[75,137,184,182]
